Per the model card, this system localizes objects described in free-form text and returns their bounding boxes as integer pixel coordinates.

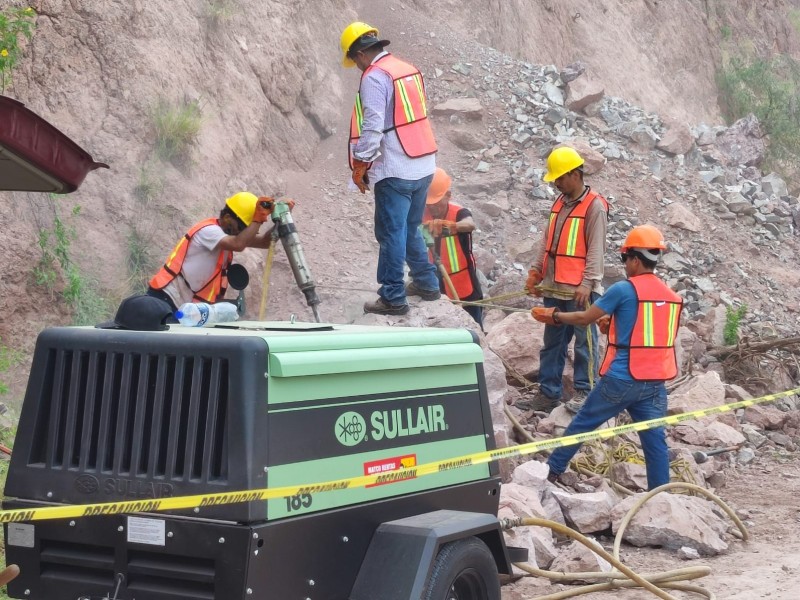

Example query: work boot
[363,297,410,316]
[515,391,560,412]
[565,390,589,414]
[405,280,441,301]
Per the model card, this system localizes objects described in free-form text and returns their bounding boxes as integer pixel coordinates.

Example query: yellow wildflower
[0,49,8,58]
[24,7,35,15]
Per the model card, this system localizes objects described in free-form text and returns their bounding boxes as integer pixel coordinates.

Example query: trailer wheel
[422,537,500,600]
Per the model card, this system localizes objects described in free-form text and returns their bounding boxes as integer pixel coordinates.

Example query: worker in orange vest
[147,192,277,311]
[532,225,683,490]
[416,167,484,326]
[341,21,440,316]
[522,146,609,413]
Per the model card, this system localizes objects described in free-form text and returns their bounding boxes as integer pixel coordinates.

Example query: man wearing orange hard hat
[532,225,683,490]
[415,167,484,326]
[340,21,439,316]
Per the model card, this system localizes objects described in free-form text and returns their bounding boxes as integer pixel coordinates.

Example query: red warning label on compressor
[364,454,418,487]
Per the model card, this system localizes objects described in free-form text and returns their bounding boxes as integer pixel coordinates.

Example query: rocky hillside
[2,0,800,402]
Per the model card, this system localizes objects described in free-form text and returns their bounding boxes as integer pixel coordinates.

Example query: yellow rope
[258,232,278,320]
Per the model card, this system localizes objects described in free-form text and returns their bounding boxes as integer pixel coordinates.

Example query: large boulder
[714,113,767,167]
[432,97,484,120]
[664,202,703,232]
[551,489,618,533]
[672,419,746,447]
[669,372,726,413]
[611,493,730,555]
[486,312,544,379]
[566,76,605,113]
[549,539,613,577]
[657,119,695,156]
[553,139,606,175]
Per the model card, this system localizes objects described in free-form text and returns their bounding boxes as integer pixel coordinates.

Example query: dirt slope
[409,0,800,124]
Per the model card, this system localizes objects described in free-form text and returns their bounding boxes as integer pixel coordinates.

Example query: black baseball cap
[348,32,390,57]
[96,294,172,331]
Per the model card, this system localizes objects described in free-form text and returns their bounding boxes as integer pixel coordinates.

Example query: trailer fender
[349,509,515,600]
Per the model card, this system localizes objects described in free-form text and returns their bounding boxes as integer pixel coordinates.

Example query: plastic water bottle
[175,302,239,327]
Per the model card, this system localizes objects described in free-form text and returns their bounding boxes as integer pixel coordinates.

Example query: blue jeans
[547,375,670,490]
[373,175,439,304]
[538,293,599,399]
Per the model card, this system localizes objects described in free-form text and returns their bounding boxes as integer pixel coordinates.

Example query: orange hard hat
[426,167,452,204]
[621,225,667,260]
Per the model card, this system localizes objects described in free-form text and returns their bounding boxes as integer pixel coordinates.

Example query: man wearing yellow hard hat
[520,146,609,413]
[148,192,282,311]
[419,167,484,326]
[340,21,440,316]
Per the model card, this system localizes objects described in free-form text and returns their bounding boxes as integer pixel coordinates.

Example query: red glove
[597,315,611,335]
[281,198,296,211]
[253,197,275,224]
[525,268,542,296]
[532,306,561,325]
[427,219,458,236]
[352,159,371,194]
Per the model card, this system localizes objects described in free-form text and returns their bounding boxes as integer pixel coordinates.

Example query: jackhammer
[261,200,323,322]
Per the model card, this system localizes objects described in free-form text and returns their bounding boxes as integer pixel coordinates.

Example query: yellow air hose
[500,482,747,599]
[258,230,278,320]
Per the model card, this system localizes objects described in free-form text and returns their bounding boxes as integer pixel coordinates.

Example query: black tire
[422,537,501,600]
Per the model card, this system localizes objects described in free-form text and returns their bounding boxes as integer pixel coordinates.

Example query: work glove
[427,219,458,236]
[352,159,371,194]
[597,315,611,335]
[525,268,543,297]
[282,198,296,211]
[532,306,561,326]
[253,197,275,223]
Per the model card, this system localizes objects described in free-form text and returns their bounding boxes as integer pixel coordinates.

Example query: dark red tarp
[0,95,108,193]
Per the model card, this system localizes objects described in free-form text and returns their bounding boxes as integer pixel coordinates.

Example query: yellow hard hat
[427,168,452,205]
[340,21,387,68]
[543,146,585,182]
[225,191,258,226]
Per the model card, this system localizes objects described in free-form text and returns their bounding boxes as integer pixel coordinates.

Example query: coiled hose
[501,482,748,599]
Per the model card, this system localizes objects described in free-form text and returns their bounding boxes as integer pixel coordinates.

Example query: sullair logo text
[371,405,447,441]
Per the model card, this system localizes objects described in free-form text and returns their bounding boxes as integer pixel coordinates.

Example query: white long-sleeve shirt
[351,52,436,184]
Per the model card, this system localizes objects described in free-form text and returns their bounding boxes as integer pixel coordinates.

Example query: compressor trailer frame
[3,323,522,600]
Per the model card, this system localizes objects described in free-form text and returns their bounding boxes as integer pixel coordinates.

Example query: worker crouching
[414,167,484,327]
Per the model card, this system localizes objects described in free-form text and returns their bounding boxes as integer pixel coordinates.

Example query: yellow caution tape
[1,386,798,524]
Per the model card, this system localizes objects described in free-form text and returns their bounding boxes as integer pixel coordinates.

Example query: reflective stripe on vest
[542,190,608,286]
[423,203,475,299]
[148,218,232,303]
[348,54,437,169]
[599,273,683,381]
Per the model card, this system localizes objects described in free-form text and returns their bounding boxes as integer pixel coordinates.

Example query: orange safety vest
[149,218,232,303]
[423,203,476,299]
[600,273,683,381]
[542,189,608,286]
[348,54,437,169]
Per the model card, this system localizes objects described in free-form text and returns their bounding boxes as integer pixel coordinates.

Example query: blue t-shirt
[594,280,638,381]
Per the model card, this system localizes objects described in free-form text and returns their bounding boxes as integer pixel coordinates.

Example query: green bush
[0,6,36,93]
[152,98,203,163]
[717,56,800,166]
[133,162,164,205]
[205,0,237,26]
[127,228,156,293]
[723,304,747,346]
[32,202,111,325]
[0,339,21,397]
